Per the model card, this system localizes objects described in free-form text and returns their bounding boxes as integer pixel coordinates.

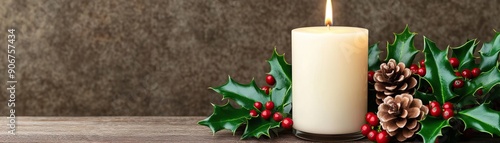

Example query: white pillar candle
[292,26,368,135]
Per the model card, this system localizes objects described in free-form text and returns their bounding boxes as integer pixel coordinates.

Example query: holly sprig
[370,26,500,143]
[198,49,292,139]
[199,25,500,142]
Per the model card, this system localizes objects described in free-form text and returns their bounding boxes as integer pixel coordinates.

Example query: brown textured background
[0,0,498,116]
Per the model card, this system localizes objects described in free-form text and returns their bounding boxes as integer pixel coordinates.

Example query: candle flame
[325,0,333,26]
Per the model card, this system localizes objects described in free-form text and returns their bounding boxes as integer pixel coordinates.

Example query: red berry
[273,112,283,122]
[367,130,378,141]
[365,112,376,123]
[376,130,391,143]
[261,110,271,120]
[449,57,459,68]
[265,101,274,110]
[281,117,293,129]
[476,89,483,96]
[455,72,461,77]
[266,75,276,85]
[410,64,419,74]
[368,71,375,83]
[418,67,426,77]
[254,102,263,110]
[430,101,440,108]
[420,59,425,67]
[430,106,442,117]
[442,108,454,120]
[249,110,258,117]
[471,68,481,78]
[461,69,472,79]
[360,124,372,136]
[442,102,453,110]
[367,115,379,126]
[453,79,464,88]
[261,86,270,94]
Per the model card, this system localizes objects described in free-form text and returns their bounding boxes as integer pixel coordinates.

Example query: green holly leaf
[267,48,292,90]
[451,40,478,71]
[198,103,251,134]
[479,32,500,72]
[385,25,419,66]
[241,117,281,139]
[485,85,500,102]
[211,77,269,110]
[468,64,500,98]
[274,86,292,114]
[267,49,292,114]
[414,91,436,104]
[456,103,500,136]
[368,43,382,71]
[417,117,451,143]
[422,37,458,103]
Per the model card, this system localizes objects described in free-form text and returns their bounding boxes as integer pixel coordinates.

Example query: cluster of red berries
[250,75,293,129]
[410,59,427,77]
[449,57,481,89]
[428,101,454,120]
[261,75,276,94]
[249,101,293,129]
[360,112,390,143]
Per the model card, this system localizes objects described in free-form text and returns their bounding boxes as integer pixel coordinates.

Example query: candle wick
[328,24,330,30]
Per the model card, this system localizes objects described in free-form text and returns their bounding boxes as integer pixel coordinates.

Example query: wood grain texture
[0,116,498,142]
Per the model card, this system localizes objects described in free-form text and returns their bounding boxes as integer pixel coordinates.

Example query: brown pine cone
[374,59,418,105]
[377,93,429,142]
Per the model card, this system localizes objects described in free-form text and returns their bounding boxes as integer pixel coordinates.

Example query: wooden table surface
[0,116,497,142]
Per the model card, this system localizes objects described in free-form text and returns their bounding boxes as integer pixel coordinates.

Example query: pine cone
[377,93,429,142]
[373,59,418,105]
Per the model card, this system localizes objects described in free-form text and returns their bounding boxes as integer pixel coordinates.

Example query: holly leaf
[385,25,419,66]
[479,32,500,72]
[211,77,269,110]
[368,43,382,71]
[267,48,292,90]
[456,103,500,136]
[267,49,292,114]
[451,39,478,71]
[417,117,451,143]
[414,91,436,104]
[198,103,251,134]
[422,37,458,103]
[241,117,281,139]
[274,86,292,114]
[468,64,500,98]
[485,85,500,102]
[451,71,500,105]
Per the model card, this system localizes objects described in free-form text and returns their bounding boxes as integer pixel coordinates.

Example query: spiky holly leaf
[454,64,500,105]
[385,25,419,66]
[485,85,500,102]
[369,43,382,71]
[417,117,451,143]
[241,117,281,139]
[198,103,251,134]
[422,37,458,103]
[211,77,269,110]
[274,86,291,114]
[468,64,500,98]
[451,39,478,71]
[479,32,500,72]
[456,104,500,136]
[267,48,292,90]
[267,49,292,114]
[414,91,436,104]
